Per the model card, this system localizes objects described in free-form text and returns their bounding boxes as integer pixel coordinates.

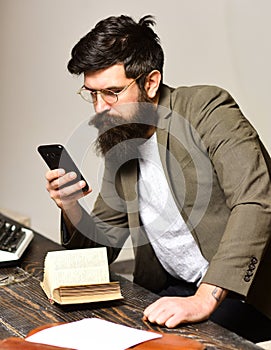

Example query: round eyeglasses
[77,73,144,105]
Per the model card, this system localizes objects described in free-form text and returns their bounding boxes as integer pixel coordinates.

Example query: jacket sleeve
[60,160,130,264]
[187,86,271,297]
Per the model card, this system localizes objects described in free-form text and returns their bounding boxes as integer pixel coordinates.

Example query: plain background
[0,0,270,261]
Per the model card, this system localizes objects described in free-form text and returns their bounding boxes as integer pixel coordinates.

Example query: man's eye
[102,90,118,96]
[85,88,96,94]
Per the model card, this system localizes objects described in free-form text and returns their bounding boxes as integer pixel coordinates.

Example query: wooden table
[0,214,261,350]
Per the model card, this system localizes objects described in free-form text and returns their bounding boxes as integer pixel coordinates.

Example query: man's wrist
[196,283,228,315]
[63,202,82,227]
[211,286,225,302]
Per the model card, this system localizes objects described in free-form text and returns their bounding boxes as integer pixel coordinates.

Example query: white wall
[0,1,270,256]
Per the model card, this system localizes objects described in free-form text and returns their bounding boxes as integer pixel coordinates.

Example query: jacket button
[244,276,251,282]
[251,256,258,264]
[249,263,256,270]
[246,270,254,276]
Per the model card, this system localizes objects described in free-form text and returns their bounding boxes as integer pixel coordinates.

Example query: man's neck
[145,125,156,139]
[145,90,160,139]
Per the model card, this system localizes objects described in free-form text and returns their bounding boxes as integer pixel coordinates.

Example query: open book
[40,247,123,305]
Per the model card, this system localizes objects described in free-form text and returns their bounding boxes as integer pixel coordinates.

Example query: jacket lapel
[156,87,198,238]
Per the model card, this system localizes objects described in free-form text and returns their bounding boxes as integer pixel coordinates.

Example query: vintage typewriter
[0,212,34,264]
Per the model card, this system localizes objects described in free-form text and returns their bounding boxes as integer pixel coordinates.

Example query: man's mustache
[89,111,132,132]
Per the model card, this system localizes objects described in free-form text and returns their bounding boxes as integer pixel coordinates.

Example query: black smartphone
[37,144,89,192]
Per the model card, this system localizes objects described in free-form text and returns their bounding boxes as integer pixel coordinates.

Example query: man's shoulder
[165,83,230,100]
[160,84,234,115]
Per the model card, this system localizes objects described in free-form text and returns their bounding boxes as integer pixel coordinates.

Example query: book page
[44,247,110,289]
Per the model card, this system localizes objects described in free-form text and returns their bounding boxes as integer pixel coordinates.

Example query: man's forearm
[61,201,85,244]
[62,201,83,229]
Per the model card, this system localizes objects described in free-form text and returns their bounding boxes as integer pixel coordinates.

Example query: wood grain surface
[0,214,262,350]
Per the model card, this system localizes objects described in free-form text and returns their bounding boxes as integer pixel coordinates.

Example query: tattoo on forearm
[211,287,223,302]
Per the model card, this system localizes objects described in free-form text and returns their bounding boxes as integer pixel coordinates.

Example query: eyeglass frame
[77,73,144,104]
[0,267,31,286]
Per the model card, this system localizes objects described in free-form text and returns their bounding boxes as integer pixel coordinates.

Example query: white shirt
[138,133,209,284]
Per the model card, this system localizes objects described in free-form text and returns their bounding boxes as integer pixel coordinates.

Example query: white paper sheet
[26,318,162,350]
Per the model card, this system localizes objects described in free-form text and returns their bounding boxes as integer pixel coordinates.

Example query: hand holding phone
[37,144,89,192]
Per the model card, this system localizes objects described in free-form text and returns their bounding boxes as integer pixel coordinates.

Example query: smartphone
[37,144,89,192]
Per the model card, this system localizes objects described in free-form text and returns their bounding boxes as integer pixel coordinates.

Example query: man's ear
[144,70,161,99]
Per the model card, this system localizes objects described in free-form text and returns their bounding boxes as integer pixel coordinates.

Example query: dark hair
[67,15,164,88]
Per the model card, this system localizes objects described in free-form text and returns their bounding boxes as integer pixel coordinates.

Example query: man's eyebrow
[106,85,125,90]
[83,85,94,91]
[83,84,125,91]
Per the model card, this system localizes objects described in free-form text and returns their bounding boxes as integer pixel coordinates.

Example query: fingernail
[79,181,85,188]
[69,172,77,179]
[58,169,65,175]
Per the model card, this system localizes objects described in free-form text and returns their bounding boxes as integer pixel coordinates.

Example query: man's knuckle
[50,192,56,200]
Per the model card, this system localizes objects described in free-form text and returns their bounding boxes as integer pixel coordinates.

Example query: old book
[40,247,123,305]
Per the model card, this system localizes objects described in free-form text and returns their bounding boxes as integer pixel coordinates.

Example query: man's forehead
[84,64,128,88]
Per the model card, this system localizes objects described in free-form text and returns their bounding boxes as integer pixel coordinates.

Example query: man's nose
[94,94,111,114]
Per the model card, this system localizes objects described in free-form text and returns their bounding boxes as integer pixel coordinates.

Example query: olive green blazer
[62,84,271,319]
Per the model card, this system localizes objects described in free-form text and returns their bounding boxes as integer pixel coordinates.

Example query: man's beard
[89,97,158,164]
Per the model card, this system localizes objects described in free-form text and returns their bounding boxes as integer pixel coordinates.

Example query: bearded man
[44,15,271,343]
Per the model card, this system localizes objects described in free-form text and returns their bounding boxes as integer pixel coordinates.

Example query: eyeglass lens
[79,73,143,104]
[80,89,118,104]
